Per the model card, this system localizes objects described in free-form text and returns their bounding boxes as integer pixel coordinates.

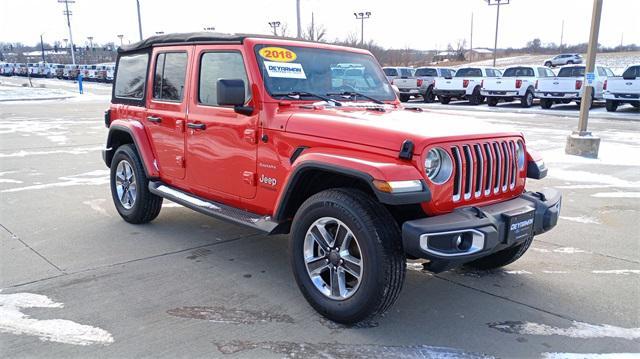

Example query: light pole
[353,11,371,45]
[565,0,603,158]
[117,34,124,46]
[296,0,301,38]
[268,21,281,36]
[136,0,143,40]
[560,20,565,48]
[485,0,509,67]
[40,34,46,63]
[58,0,76,65]
[87,36,93,48]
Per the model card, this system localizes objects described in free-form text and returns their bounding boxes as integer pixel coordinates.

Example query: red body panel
[108,37,533,218]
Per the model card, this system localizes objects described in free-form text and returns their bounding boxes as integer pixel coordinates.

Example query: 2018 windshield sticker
[264,61,306,79]
[259,47,297,62]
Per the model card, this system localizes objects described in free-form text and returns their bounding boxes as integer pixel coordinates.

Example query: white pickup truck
[482,66,556,107]
[413,67,456,103]
[535,65,614,109]
[604,64,640,112]
[383,67,419,102]
[433,66,502,105]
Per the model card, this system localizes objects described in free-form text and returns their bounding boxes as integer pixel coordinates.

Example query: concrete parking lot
[1,78,639,358]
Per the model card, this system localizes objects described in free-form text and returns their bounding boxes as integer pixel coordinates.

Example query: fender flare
[104,120,159,178]
[273,149,431,221]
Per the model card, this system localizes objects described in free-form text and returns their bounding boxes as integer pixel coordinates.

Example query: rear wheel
[521,90,534,108]
[605,100,618,112]
[540,98,553,109]
[544,61,552,67]
[399,94,410,102]
[422,86,435,103]
[464,236,534,270]
[439,96,451,104]
[487,97,499,107]
[567,60,574,64]
[469,87,484,105]
[110,144,163,224]
[290,189,406,324]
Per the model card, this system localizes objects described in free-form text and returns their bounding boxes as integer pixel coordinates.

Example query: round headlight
[425,148,453,184]
[516,141,525,169]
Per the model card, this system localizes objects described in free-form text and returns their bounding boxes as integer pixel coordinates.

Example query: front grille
[451,140,519,202]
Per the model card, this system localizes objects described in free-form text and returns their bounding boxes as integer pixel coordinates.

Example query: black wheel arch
[104,125,153,178]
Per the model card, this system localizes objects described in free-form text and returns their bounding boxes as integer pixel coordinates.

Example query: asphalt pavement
[1,77,639,358]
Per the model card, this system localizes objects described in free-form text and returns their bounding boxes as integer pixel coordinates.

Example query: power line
[58,0,76,65]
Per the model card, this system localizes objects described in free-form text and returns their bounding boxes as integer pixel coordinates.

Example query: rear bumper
[398,88,420,95]
[535,91,580,100]
[433,89,467,97]
[481,90,521,97]
[402,188,561,272]
[603,92,640,102]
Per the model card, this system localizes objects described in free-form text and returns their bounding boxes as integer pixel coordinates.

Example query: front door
[186,46,258,199]
[145,46,192,180]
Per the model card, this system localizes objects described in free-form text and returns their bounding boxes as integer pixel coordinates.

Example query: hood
[285,106,521,153]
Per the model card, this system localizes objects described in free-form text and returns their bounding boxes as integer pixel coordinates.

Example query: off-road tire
[521,90,534,108]
[464,235,534,270]
[540,98,553,109]
[399,94,410,102]
[605,100,618,112]
[422,86,435,103]
[487,97,499,107]
[110,144,163,224]
[290,188,406,324]
[439,96,451,104]
[469,86,484,105]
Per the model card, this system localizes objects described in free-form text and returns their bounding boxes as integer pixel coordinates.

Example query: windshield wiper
[326,91,385,105]
[272,91,342,107]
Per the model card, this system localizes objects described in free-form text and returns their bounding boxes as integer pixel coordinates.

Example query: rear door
[145,46,192,180]
[186,46,258,199]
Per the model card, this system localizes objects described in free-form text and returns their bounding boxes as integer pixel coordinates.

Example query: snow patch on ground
[560,216,601,225]
[0,178,23,184]
[82,199,110,216]
[548,170,640,189]
[1,170,109,193]
[0,292,114,345]
[503,270,532,275]
[592,192,640,199]
[591,270,640,275]
[0,146,102,158]
[531,247,590,254]
[490,320,640,340]
[541,143,640,168]
[0,85,75,101]
[543,353,640,359]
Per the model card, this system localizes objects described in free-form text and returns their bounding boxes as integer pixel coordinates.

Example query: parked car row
[384,63,639,112]
[0,61,115,82]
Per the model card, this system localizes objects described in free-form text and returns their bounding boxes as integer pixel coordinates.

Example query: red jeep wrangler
[103,33,561,324]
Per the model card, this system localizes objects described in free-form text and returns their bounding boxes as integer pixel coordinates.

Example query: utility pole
[486,0,509,67]
[560,20,564,48]
[565,0,603,158]
[136,0,143,40]
[470,13,474,62]
[87,36,93,48]
[58,0,76,65]
[40,34,46,63]
[310,12,315,41]
[117,34,124,46]
[268,21,281,36]
[296,0,302,38]
[353,11,371,45]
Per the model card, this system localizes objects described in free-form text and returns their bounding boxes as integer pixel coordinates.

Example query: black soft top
[119,32,288,53]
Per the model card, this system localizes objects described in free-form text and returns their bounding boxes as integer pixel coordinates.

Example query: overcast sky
[1,0,638,50]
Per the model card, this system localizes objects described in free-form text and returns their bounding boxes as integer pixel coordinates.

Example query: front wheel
[399,94,410,102]
[605,100,618,112]
[290,189,406,324]
[110,144,163,224]
[422,86,435,103]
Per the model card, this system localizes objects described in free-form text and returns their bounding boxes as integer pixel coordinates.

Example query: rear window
[558,66,585,77]
[455,68,482,77]
[622,66,638,79]
[400,68,413,77]
[383,68,398,76]
[440,69,453,78]
[114,53,149,99]
[415,68,437,77]
[503,67,534,77]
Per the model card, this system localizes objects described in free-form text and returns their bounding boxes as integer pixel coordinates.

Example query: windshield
[455,68,482,77]
[558,66,585,77]
[255,45,396,102]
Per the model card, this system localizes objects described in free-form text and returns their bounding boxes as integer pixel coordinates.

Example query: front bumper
[402,188,561,272]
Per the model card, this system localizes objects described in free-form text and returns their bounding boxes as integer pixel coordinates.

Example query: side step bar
[148,181,281,234]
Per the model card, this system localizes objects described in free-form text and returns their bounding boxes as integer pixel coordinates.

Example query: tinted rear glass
[383,68,398,76]
[114,53,149,99]
[456,68,482,77]
[558,66,585,77]
[622,66,638,79]
[503,67,534,77]
[400,68,413,77]
[415,68,437,77]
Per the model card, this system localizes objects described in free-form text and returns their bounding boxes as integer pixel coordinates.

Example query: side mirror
[217,79,246,106]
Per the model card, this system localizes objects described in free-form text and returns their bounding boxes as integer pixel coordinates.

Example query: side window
[114,53,149,99]
[199,52,251,106]
[153,52,188,102]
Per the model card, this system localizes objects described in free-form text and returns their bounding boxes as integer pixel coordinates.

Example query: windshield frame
[253,43,397,103]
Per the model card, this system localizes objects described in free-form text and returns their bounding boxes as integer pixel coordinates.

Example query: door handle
[147,116,162,123]
[187,122,206,130]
